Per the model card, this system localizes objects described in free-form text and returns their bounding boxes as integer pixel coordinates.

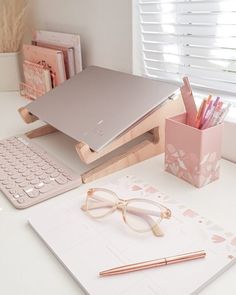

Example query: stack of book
[20,30,82,100]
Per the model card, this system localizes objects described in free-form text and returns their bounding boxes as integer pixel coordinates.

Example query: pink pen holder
[165,113,224,188]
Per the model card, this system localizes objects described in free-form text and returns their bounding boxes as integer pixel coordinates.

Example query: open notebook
[28,176,236,295]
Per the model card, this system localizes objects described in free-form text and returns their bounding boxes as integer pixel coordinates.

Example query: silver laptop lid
[26,66,178,152]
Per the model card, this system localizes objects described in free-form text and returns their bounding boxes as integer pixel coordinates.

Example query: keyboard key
[27,164,34,169]
[19,181,29,188]
[31,167,39,172]
[9,188,18,195]
[35,182,44,189]
[13,194,20,199]
[46,167,55,174]
[11,173,20,180]
[24,186,34,193]
[24,186,39,198]
[22,171,31,177]
[0,173,7,181]
[51,171,60,178]
[39,182,56,193]
[55,176,68,185]
[6,182,15,189]
[44,178,52,184]
[33,157,41,164]
[30,155,38,160]
[17,197,25,204]
[26,189,39,198]
[30,178,39,185]
[16,165,25,171]
[19,157,28,163]
[64,174,73,181]
[35,170,43,176]
[24,160,33,166]
[38,161,46,167]
[39,173,47,180]
[42,164,50,171]
[15,177,24,183]
[26,175,35,181]
[2,179,10,185]
[18,167,26,173]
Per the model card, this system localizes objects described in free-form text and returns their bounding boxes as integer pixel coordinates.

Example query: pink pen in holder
[165,113,224,188]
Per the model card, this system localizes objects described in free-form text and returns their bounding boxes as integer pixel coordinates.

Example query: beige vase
[0,51,22,91]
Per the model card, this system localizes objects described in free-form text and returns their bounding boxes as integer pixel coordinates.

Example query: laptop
[26,66,178,152]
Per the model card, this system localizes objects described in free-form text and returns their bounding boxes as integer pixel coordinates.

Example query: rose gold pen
[99,250,206,277]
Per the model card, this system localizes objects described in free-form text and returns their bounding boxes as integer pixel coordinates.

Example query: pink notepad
[23,44,66,86]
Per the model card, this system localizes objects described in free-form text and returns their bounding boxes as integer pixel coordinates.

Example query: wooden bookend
[79,96,184,183]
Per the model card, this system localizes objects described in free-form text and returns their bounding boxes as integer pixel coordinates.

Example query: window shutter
[139,0,236,94]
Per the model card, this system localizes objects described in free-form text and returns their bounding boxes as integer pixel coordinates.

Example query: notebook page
[28,176,236,295]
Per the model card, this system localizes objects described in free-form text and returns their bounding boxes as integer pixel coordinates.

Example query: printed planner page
[29,176,236,295]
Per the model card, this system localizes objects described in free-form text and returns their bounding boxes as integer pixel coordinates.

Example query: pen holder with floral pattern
[165,113,223,188]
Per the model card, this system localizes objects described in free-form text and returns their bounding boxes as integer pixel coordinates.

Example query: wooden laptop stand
[18,96,184,183]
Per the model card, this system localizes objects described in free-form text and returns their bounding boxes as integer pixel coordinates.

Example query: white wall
[28,0,132,73]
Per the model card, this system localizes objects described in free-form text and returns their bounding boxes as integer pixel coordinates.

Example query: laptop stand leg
[18,107,38,124]
[81,135,163,183]
[25,124,58,139]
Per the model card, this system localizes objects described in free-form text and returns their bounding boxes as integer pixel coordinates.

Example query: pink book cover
[23,44,66,86]
[33,30,82,73]
[23,60,52,95]
[34,41,75,79]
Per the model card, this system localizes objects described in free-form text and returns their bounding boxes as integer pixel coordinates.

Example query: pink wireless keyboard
[0,136,82,209]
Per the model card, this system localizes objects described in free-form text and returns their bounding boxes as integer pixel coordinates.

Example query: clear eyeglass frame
[81,188,171,237]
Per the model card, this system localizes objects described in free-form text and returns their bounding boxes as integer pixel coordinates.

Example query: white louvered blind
[138,0,236,94]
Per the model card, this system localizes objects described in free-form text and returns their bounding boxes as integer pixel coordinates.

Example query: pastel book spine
[67,48,76,77]
[23,44,66,86]
[33,30,82,73]
[35,41,76,79]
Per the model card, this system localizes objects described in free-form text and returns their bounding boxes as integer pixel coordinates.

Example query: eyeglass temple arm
[125,206,170,219]
[81,201,114,211]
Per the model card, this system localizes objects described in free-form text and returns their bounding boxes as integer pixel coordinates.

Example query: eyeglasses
[81,188,171,237]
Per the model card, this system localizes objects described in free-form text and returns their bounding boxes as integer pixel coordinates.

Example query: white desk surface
[0,92,236,295]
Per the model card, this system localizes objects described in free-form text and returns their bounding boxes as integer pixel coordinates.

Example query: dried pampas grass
[0,0,28,53]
